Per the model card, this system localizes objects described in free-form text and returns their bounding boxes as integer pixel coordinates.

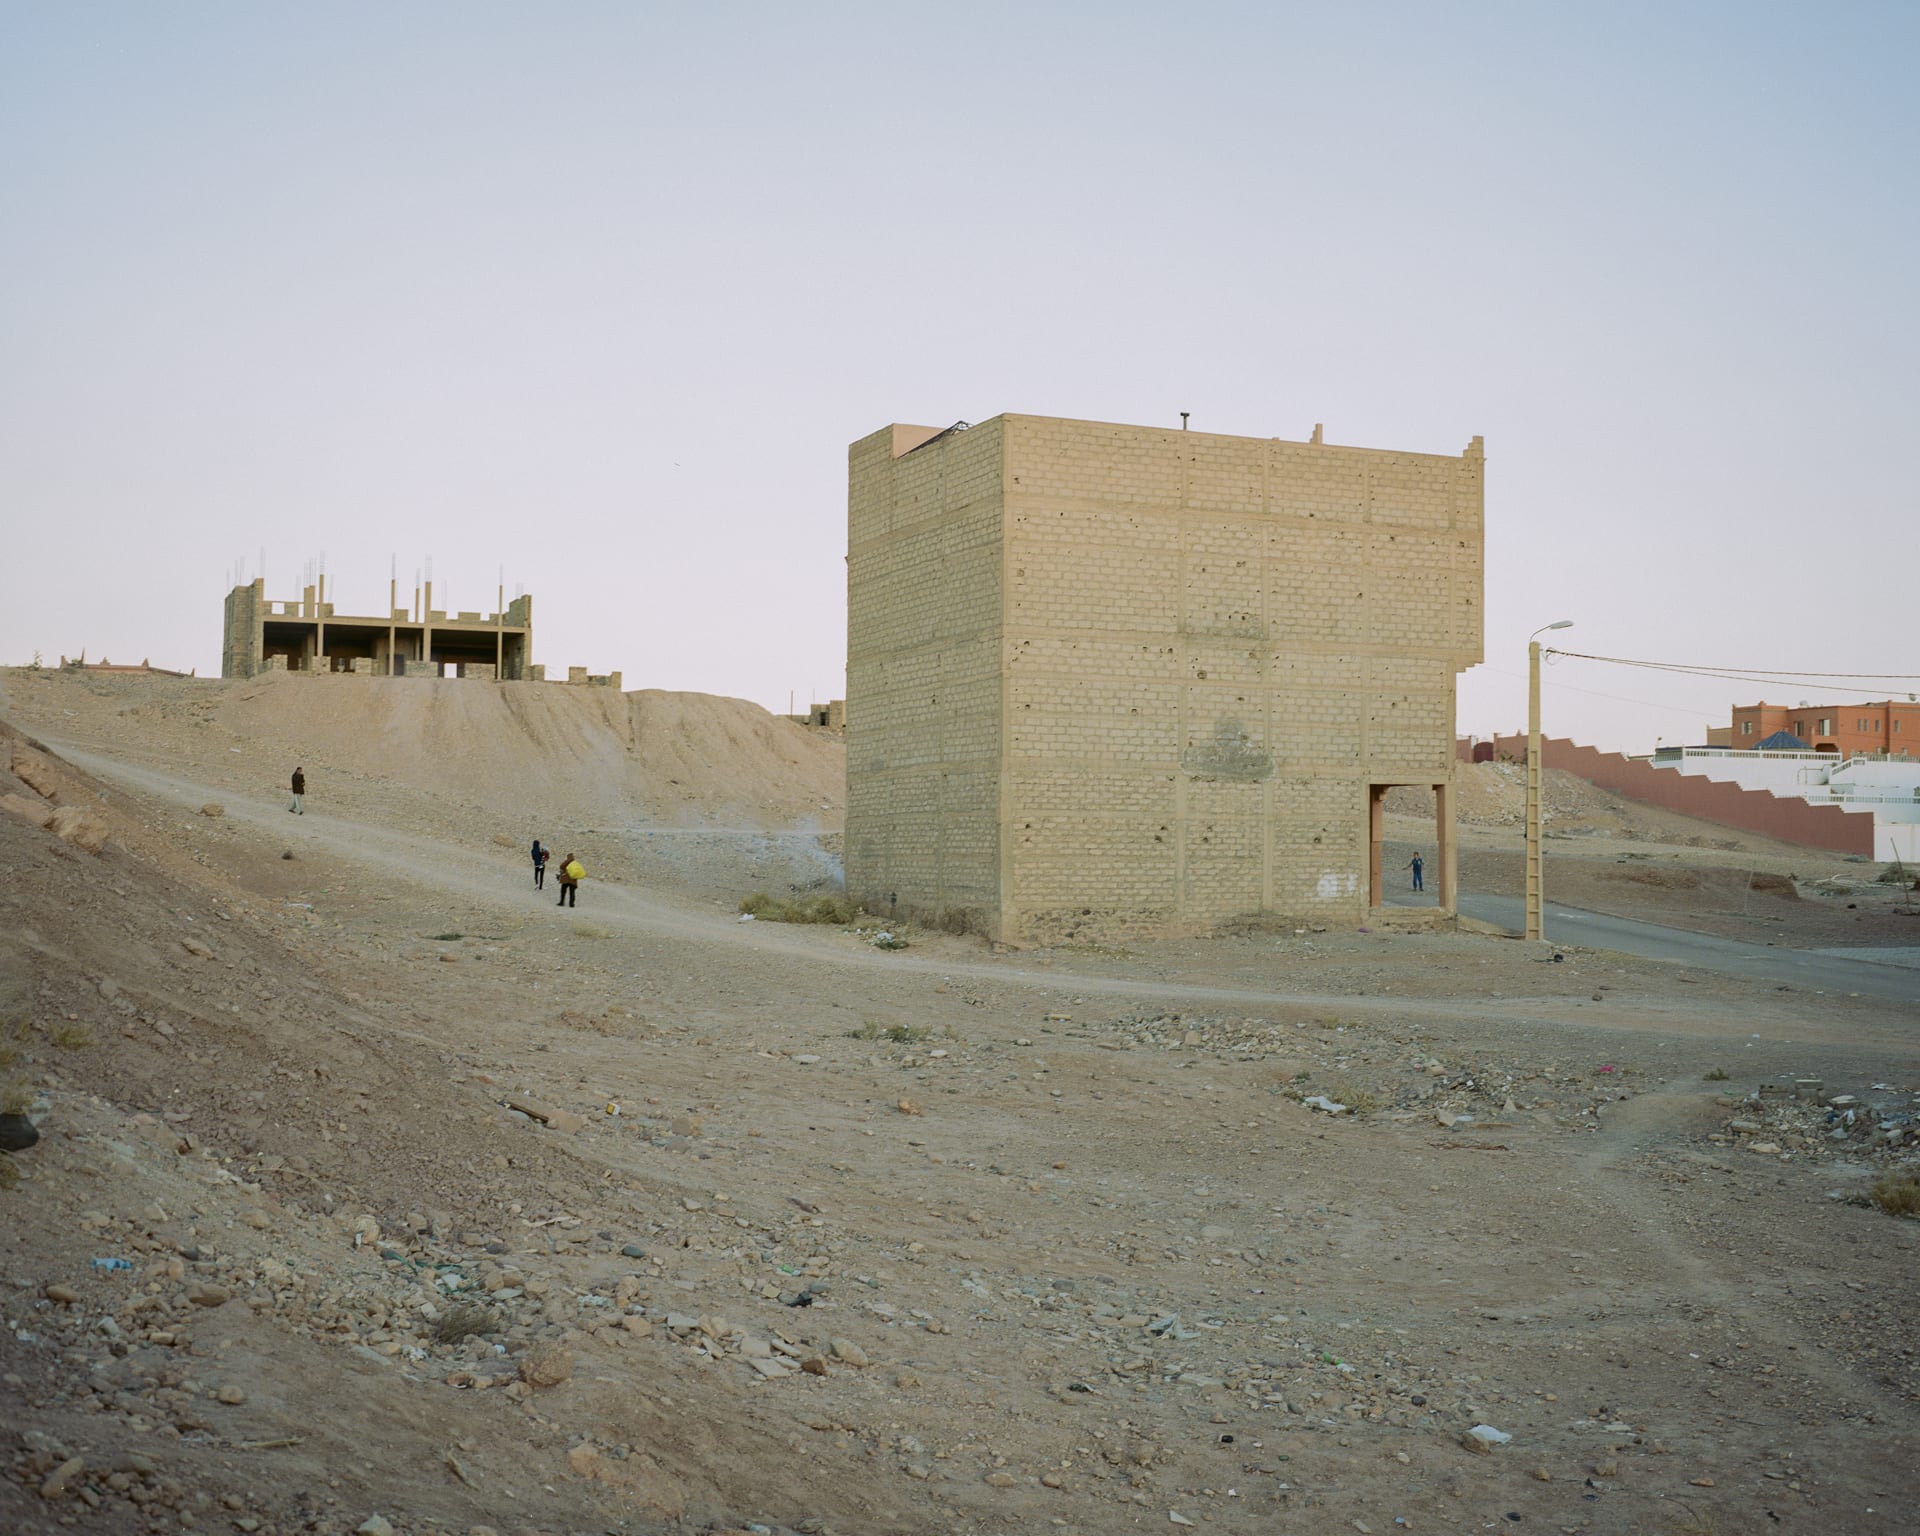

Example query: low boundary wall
[1489,735,1876,858]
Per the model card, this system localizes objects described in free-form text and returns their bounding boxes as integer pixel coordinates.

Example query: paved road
[1389,889,1920,1005]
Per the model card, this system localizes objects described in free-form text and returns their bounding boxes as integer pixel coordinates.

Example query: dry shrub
[926,905,983,936]
[1871,1171,1920,1217]
[1214,911,1299,937]
[47,1021,93,1050]
[432,1301,499,1344]
[740,892,857,924]
[850,1018,929,1044]
[1323,1082,1379,1115]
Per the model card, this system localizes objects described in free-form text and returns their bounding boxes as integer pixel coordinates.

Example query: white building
[1651,747,1920,861]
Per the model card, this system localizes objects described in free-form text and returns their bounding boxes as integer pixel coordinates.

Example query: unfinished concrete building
[222,576,532,680]
[846,414,1485,943]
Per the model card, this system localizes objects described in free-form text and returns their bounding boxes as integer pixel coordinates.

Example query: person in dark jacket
[531,840,549,890]
[289,766,306,815]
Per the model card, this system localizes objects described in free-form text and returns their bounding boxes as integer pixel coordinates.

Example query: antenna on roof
[1180,412,1190,431]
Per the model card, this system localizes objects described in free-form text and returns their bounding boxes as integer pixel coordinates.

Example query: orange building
[1729,699,1920,755]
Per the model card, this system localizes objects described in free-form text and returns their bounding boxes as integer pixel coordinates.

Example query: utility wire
[1474,664,1714,720]
[1548,650,1920,687]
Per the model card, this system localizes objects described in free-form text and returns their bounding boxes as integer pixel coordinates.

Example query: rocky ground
[1,668,1916,1536]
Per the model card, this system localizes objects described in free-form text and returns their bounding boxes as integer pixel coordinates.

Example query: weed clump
[850,1018,931,1045]
[432,1301,499,1344]
[1323,1082,1379,1115]
[739,892,858,925]
[1702,1067,1730,1082]
[1871,1171,1920,1217]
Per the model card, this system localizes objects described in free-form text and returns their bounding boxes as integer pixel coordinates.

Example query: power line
[1475,664,1714,720]
[1549,650,1920,684]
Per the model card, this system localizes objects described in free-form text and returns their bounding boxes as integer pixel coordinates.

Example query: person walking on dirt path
[1406,851,1424,892]
[555,852,580,908]
[288,766,305,815]
[531,839,549,891]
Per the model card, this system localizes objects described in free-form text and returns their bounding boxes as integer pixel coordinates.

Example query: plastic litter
[90,1257,134,1274]
[1467,1424,1512,1446]
[1303,1095,1349,1114]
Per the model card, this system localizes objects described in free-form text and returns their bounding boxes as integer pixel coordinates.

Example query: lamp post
[1525,620,1575,942]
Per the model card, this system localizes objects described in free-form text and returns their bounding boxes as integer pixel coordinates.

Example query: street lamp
[1526,620,1575,942]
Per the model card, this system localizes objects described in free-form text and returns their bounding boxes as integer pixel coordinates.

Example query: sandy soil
[2,667,1916,1536]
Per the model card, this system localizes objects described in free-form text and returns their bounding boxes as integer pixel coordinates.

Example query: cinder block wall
[221,580,263,678]
[848,415,1484,942]
[846,421,1007,924]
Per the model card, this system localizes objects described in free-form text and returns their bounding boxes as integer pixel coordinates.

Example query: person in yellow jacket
[555,852,582,908]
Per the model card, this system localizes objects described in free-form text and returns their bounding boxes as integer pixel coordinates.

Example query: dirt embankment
[0,668,847,901]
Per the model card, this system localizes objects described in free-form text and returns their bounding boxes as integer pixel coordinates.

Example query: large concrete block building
[846,414,1485,943]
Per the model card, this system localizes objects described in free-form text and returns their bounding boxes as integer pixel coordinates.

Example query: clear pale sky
[3,3,1913,752]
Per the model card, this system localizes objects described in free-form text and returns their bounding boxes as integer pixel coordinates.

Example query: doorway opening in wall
[1367,781,1452,913]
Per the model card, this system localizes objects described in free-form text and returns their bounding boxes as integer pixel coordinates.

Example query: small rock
[48,805,109,851]
[984,1471,1016,1488]
[830,1338,869,1367]
[181,937,215,959]
[216,1385,246,1405]
[187,1283,230,1307]
[39,1456,86,1499]
[43,1282,81,1305]
[519,1342,574,1389]
[357,1518,396,1536]
[200,804,225,818]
